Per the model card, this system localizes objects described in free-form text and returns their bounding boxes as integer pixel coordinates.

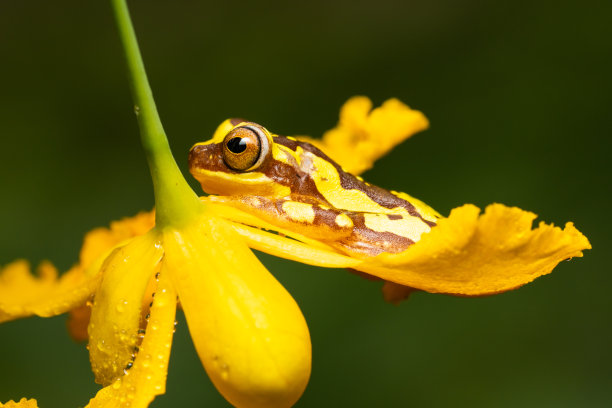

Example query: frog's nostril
[189,144,204,154]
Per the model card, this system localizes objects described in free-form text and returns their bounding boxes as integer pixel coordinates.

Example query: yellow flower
[0,95,591,408]
[2,213,312,408]
[0,1,590,407]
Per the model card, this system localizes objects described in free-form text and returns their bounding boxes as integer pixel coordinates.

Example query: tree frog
[189,119,440,259]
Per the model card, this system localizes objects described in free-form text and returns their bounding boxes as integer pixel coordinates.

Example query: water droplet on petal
[116,299,128,313]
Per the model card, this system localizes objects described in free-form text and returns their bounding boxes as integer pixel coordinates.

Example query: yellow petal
[163,215,311,408]
[204,198,336,251]
[229,223,361,268]
[297,96,429,175]
[88,232,163,385]
[79,211,155,271]
[0,211,155,325]
[64,211,156,340]
[0,261,100,323]
[86,267,177,408]
[0,399,39,408]
[356,203,591,295]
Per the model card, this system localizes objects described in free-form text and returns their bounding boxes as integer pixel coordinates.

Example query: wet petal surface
[163,215,311,408]
[86,267,176,408]
[88,232,163,385]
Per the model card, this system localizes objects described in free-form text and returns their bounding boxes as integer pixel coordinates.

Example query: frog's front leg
[207,195,355,242]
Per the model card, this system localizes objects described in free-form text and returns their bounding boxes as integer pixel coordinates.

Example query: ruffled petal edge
[0,398,39,408]
[0,261,100,323]
[297,96,429,175]
[355,203,591,296]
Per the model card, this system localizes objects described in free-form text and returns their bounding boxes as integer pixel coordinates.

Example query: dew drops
[116,299,128,313]
[220,363,230,380]
[155,272,160,280]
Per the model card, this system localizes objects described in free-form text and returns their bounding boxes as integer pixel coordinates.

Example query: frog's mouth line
[189,166,289,198]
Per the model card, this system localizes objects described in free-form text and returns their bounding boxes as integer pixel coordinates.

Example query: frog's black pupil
[227,137,247,154]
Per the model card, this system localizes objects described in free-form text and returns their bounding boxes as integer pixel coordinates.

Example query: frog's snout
[188,143,213,172]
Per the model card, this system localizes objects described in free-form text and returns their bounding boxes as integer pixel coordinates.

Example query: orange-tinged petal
[67,302,92,342]
[163,215,311,408]
[0,399,39,408]
[297,96,429,175]
[381,282,419,305]
[356,203,591,295]
[88,232,163,385]
[0,261,100,323]
[86,268,177,408]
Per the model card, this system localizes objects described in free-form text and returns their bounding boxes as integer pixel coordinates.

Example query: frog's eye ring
[222,125,270,171]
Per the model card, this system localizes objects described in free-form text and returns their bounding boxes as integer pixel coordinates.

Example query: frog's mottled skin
[189,120,439,258]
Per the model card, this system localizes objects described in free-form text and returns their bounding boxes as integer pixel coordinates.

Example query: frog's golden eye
[222,125,270,171]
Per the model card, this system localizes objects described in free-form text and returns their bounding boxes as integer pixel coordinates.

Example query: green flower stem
[111,0,203,227]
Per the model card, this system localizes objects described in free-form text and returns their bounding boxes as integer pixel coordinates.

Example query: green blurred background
[1,0,610,407]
